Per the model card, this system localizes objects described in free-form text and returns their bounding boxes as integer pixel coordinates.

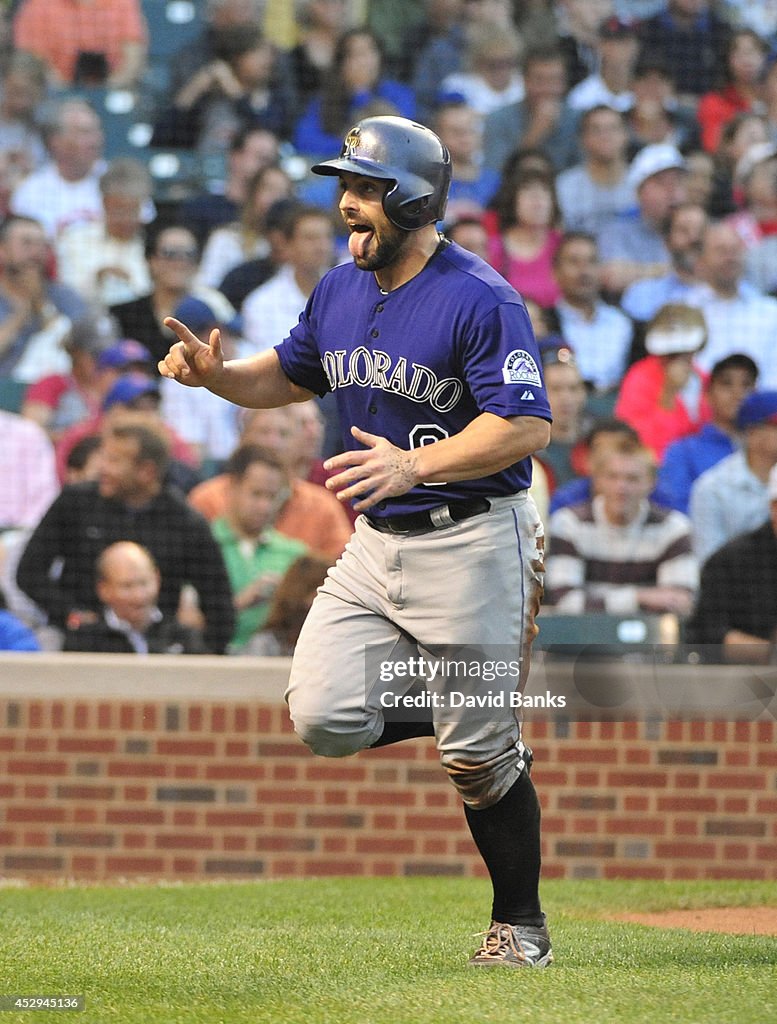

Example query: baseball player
[159,116,553,968]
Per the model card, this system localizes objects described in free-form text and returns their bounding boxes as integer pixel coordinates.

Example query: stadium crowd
[2,0,777,661]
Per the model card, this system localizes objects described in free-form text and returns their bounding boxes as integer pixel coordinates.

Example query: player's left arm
[324,412,550,512]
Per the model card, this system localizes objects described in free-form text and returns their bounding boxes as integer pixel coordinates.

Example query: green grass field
[1,877,775,1024]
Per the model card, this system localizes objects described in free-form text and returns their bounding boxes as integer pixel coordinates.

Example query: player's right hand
[158,316,224,387]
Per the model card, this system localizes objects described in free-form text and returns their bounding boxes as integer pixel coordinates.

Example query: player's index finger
[163,316,198,350]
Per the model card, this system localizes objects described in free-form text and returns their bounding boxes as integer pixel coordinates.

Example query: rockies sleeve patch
[502,349,542,386]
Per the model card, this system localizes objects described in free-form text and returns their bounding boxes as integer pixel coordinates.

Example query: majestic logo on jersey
[521,390,535,401]
[321,347,464,413]
[502,349,542,386]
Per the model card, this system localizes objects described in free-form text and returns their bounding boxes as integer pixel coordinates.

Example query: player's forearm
[206,350,312,409]
[412,413,550,484]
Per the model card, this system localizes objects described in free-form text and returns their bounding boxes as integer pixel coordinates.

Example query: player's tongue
[349,225,374,259]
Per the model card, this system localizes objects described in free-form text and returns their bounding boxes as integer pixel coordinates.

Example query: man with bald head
[62,541,208,654]
[687,220,777,386]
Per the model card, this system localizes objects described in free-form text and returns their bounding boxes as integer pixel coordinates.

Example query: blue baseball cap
[736,390,777,429]
[102,373,160,411]
[97,339,153,370]
[172,295,242,335]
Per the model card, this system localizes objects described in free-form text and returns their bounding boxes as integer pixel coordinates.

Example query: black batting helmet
[311,115,452,231]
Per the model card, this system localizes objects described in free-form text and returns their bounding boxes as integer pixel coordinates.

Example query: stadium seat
[536,612,679,655]
[143,0,206,60]
[0,378,28,414]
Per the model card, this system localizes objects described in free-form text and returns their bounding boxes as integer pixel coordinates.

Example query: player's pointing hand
[158,316,225,387]
[324,425,420,511]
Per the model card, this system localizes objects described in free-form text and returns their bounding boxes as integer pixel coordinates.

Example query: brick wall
[0,654,775,881]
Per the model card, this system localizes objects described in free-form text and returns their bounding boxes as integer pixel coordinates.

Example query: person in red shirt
[697,29,769,154]
[615,303,711,461]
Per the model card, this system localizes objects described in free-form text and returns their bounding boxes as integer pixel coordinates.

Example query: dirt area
[615,907,777,935]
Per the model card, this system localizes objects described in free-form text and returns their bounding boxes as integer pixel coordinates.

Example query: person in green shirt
[212,443,308,651]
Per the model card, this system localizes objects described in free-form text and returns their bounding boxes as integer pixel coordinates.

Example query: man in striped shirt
[545,437,698,614]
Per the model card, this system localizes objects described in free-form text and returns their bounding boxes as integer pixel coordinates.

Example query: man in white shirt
[241,205,335,355]
[10,98,105,240]
[687,221,777,387]
[556,104,635,235]
[55,157,153,307]
[549,231,634,394]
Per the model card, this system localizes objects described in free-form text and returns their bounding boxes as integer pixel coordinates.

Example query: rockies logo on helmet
[312,115,452,231]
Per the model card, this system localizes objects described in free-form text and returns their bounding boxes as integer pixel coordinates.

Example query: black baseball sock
[370,677,435,747]
[369,718,435,747]
[464,770,544,926]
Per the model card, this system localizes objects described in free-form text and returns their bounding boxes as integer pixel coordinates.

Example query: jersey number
[409,424,449,487]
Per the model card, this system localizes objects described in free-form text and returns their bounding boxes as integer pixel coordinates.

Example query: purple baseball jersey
[275,240,552,516]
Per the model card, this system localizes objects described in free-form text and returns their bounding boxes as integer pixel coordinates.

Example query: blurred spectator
[762,50,777,139]
[196,164,293,290]
[293,27,416,157]
[638,0,731,101]
[546,438,697,614]
[485,169,563,306]
[547,231,634,395]
[10,98,105,241]
[213,444,309,652]
[729,142,777,292]
[179,125,281,248]
[242,205,335,354]
[597,143,687,297]
[152,25,296,153]
[624,55,700,155]
[0,408,59,530]
[167,0,268,94]
[411,0,515,122]
[0,51,48,181]
[159,296,242,468]
[0,214,87,382]
[620,201,708,322]
[446,214,490,260]
[20,310,118,440]
[440,21,524,116]
[109,224,235,364]
[0,587,40,651]
[536,344,592,491]
[614,302,710,460]
[16,418,235,653]
[556,104,635,235]
[730,141,777,245]
[685,462,777,663]
[62,541,208,654]
[683,149,716,207]
[548,417,675,513]
[697,28,769,153]
[687,220,777,385]
[217,196,303,309]
[707,110,769,217]
[55,158,153,308]
[554,0,615,89]
[63,433,102,484]
[290,0,354,109]
[55,369,201,489]
[433,101,500,215]
[13,0,147,88]
[658,352,758,513]
[689,389,777,563]
[242,552,332,655]
[717,1,777,42]
[567,15,639,113]
[483,46,579,174]
[188,406,354,559]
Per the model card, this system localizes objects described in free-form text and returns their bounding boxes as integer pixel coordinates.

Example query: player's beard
[350,220,410,272]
